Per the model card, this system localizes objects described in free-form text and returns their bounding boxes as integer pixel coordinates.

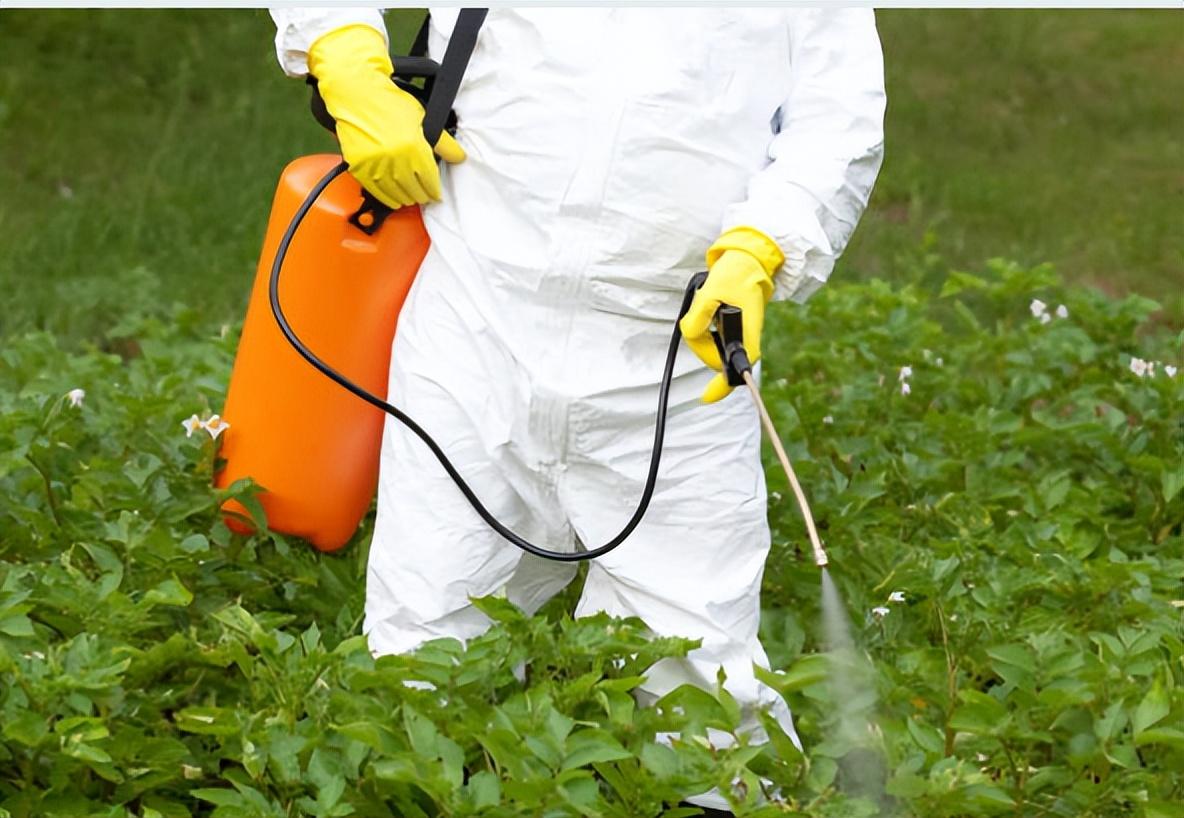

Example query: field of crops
[2,257,1181,816]
[1,8,1182,818]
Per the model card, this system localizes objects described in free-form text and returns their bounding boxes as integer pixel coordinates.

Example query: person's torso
[424,10,793,298]
[410,10,796,397]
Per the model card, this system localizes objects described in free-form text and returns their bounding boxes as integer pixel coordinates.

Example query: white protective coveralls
[272,6,884,774]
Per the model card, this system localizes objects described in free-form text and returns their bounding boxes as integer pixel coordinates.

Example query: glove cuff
[706,226,785,278]
[308,24,395,87]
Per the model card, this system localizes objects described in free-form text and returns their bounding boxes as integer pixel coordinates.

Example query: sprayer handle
[712,305,751,387]
[306,59,453,237]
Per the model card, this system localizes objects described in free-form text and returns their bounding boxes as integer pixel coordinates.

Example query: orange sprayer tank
[216,154,429,552]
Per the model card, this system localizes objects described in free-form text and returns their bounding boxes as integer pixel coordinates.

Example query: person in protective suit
[271,9,884,814]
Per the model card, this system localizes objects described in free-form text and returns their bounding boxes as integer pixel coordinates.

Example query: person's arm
[269,8,388,78]
[721,9,886,303]
[681,11,885,402]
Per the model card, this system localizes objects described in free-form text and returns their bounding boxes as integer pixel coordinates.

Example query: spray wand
[712,306,829,568]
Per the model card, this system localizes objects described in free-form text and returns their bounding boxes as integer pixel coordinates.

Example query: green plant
[759,259,1183,817]
[1,260,1180,817]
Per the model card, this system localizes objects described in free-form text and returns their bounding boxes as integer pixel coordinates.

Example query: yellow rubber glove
[680,227,784,403]
[308,24,467,209]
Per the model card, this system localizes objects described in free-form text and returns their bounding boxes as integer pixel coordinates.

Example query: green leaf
[62,741,113,764]
[0,614,34,637]
[1142,801,1184,818]
[758,710,803,762]
[191,788,242,808]
[2,712,48,747]
[335,721,393,752]
[950,690,1009,735]
[178,533,209,553]
[1162,462,1184,504]
[906,717,945,755]
[54,717,109,742]
[465,770,501,809]
[639,743,680,780]
[174,706,241,736]
[939,271,988,297]
[439,736,466,789]
[965,783,1016,810]
[143,576,193,607]
[307,748,346,812]
[402,705,439,757]
[213,604,278,653]
[1133,727,1184,749]
[806,756,838,791]
[1094,700,1127,743]
[80,542,123,574]
[545,707,575,747]
[469,594,527,625]
[1133,680,1171,736]
[265,728,308,786]
[372,756,418,783]
[887,772,928,799]
[561,729,632,770]
[754,653,829,696]
[987,643,1036,692]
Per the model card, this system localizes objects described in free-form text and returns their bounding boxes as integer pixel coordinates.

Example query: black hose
[270,162,702,562]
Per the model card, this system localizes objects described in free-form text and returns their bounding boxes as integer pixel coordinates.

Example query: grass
[0,8,1181,341]
[850,10,1184,321]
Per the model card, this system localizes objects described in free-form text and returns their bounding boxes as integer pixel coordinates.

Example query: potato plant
[1,261,1180,817]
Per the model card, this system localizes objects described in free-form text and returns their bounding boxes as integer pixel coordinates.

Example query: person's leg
[364,246,576,655]
[566,377,797,809]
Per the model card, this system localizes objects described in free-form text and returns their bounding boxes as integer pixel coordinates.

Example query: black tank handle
[305,9,487,235]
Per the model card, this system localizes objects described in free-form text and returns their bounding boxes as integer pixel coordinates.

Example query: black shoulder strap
[409,12,431,58]
[421,9,488,147]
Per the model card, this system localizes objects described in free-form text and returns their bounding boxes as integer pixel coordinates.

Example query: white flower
[1040,313,1051,325]
[872,606,890,618]
[822,415,834,425]
[66,388,85,408]
[899,365,913,381]
[1129,357,1149,378]
[181,414,204,438]
[1029,298,1047,318]
[901,381,911,396]
[1055,304,1069,319]
[935,357,944,367]
[888,591,906,603]
[1166,365,1178,378]
[1147,361,1156,377]
[204,415,230,440]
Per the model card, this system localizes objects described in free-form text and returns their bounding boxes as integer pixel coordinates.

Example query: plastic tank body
[217,154,429,552]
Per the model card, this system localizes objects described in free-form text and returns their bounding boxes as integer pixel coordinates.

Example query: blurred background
[0,8,1181,342]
